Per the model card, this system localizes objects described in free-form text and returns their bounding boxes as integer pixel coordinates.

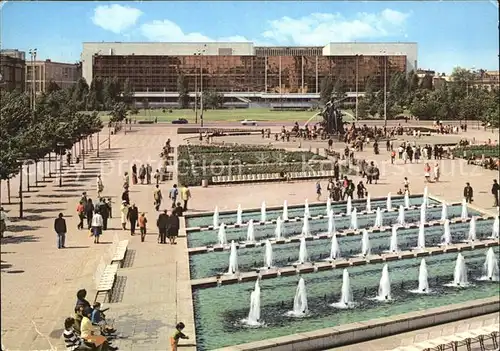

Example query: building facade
[82,42,418,100]
[25,59,81,94]
[0,49,26,92]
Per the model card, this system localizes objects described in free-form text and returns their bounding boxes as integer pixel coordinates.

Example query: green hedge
[452,145,500,159]
[182,145,273,153]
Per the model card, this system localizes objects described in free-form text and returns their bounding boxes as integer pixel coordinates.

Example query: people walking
[424,163,432,183]
[91,210,103,244]
[154,169,161,186]
[168,210,180,245]
[54,213,67,249]
[157,210,169,244]
[146,164,152,184]
[434,163,441,182]
[97,175,104,198]
[315,181,321,201]
[139,213,147,242]
[120,201,129,230]
[139,165,146,184]
[169,184,179,208]
[132,164,138,185]
[76,201,85,230]
[98,198,109,231]
[121,189,130,205]
[85,199,94,230]
[492,179,499,207]
[464,182,474,203]
[180,185,191,211]
[123,172,130,190]
[154,185,163,211]
[128,203,139,236]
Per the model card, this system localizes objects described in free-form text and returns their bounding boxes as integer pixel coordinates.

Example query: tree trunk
[26,164,30,192]
[42,158,46,181]
[48,153,52,177]
[35,161,38,186]
[7,178,11,204]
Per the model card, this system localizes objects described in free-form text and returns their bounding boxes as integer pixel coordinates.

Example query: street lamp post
[194,69,198,124]
[355,54,359,122]
[382,51,388,130]
[57,142,64,187]
[28,49,37,111]
[96,132,100,157]
[194,45,207,127]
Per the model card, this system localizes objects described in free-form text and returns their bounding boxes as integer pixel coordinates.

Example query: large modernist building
[81,42,417,104]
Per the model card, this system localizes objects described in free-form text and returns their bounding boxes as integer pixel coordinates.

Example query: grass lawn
[94,108,358,123]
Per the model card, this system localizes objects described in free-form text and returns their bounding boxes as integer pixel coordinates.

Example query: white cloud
[92,4,143,34]
[138,8,409,45]
[261,9,410,45]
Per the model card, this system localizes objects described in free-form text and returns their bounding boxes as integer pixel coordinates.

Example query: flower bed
[177,145,347,186]
[452,145,500,159]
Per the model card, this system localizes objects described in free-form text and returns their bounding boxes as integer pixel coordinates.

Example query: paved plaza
[0,122,498,351]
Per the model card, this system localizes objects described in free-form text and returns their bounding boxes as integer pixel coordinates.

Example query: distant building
[416,69,435,78]
[25,59,81,94]
[472,70,499,91]
[81,41,418,105]
[0,49,26,92]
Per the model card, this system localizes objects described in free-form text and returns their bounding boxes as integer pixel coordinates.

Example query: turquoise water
[187,205,479,248]
[190,219,495,279]
[193,248,500,350]
[185,196,439,228]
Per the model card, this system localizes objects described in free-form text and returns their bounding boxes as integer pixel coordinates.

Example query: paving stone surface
[0,122,497,351]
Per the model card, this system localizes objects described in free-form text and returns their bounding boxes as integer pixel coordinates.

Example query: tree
[319,76,334,105]
[121,78,133,108]
[409,92,439,120]
[71,77,89,111]
[109,102,127,122]
[103,77,121,110]
[202,90,224,109]
[89,77,105,110]
[332,78,347,101]
[177,74,190,109]
[356,98,369,119]
[46,80,61,93]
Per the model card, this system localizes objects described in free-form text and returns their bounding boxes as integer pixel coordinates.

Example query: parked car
[241,119,258,126]
[172,118,188,124]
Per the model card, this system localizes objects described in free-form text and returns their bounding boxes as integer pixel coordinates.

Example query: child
[139,212,147,242]
[170,322,189,351]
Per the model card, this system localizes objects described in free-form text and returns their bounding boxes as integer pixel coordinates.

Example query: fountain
[404,192,410,209]
[242,280,262,326]
[304,199,310,218]
[417,222,426,249]
[374,207,383,227]
[297,237,308,264]
[386,193,392,211]
[448,253,469,287]
[246,220,255,242]
[236,205,243,225]
[287,278,308,317]
[282,200,289,221]
[361,229,371,256]
[274,216,284,239]
[366,194,371,212]
[441,219,452,245]
[420,203,426,224]
[346,197,352,215]
[423,186,429,206]
[481,248,499,281]
[467,217,477,242]
[491,216,499,239]
[328,233,341,260]
[326,198,332,215]
[263,240,274,269]
[213,206,219,228]
[301,215,310,237]
[389,226,399,253]
[227,241,239,274]
[397,205,405,225]
[327,210,336,234]
[350,208,358,230]
[331,269,354,308]
[441,203,448,222]
[217,223,227,245]
[461,199,468,220]
[410,258,430,294]
[376,264,392,301]
[261,201,266,223]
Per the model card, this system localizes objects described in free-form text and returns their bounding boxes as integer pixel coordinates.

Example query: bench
[93,257,119,303]
[110,234,129,267]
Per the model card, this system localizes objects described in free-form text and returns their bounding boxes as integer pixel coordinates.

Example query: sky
[1,1,498,74]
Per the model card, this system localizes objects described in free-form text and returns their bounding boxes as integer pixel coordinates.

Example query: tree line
[320,67,499,126]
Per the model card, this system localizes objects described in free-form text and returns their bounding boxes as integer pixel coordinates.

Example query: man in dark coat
[464,182,474,203]
[54,213,67,249]
[128,204,139,236]
[98,198,110,230]
[168,212,180,245]
[492,179,499,207]
[157,210,169,244]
